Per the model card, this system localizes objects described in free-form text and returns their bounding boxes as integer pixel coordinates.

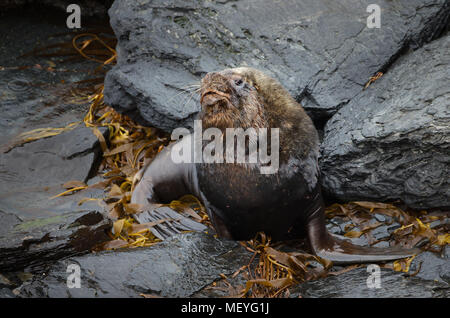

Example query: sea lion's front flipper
[131,135,204,239]
[134,206,207,240]
[307,213,421,265]
[314,234,421,265]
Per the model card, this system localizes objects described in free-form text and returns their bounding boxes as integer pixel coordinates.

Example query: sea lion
[131,67,419,264]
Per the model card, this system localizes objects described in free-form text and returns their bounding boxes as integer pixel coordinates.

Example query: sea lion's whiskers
[167,86,199,104]
[173,86,198,111]
[180,84,201,90]
[180,88,199,110]
[178,82,201,90]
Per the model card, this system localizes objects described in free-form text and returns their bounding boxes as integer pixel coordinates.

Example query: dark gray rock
[0,288,15,298]
[0,210,111,272]
[16,232,250,298]
[320,34,450,209]
[409,246,450,284]
[104,0,449,131]
[0,9,110,219]
[0,124,107,219]
[0,10,111,274]
[291,267,450,298]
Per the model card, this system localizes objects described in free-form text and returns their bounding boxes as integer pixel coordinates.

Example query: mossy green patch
[14,215,67,232]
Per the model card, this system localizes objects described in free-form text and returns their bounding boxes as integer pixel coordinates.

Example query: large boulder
[104,0,449,131]
[320,34,450,209]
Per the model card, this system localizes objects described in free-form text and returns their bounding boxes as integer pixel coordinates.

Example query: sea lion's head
[199,67,269,131]
[199,67,319,167]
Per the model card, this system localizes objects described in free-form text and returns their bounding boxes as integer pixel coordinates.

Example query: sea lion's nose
[201,93,227,108]
[200,72,231,107]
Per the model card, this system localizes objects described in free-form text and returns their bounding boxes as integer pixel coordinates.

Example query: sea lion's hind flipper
[312,233,421,265]
[306,216,421,265]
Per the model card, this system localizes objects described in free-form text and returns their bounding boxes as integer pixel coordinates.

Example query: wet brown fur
[132,68,421,262]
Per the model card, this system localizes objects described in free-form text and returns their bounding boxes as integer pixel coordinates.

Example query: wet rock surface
[104,0,449,131]
[289,239,450,298]
[292,266,450,298]
[0,210,111,273]
[0,124,106,218]
[0,11,108,218]
[295,248,450,298]
[0,9,109,219]
[16,232,249,298]
[320,34,450,209]
[0,10,111,276]
[409,246,450,284]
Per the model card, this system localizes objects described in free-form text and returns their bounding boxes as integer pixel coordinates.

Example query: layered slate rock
[320,34,450,209]
[410,247,450,284]
[0,210,111,272]
[104,0,449,131]
[17,232,249,297]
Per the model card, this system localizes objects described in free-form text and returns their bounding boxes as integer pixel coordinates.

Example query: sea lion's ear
[254,83,259,91]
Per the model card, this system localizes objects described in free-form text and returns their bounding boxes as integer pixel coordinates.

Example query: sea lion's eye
[234,79,244,86]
